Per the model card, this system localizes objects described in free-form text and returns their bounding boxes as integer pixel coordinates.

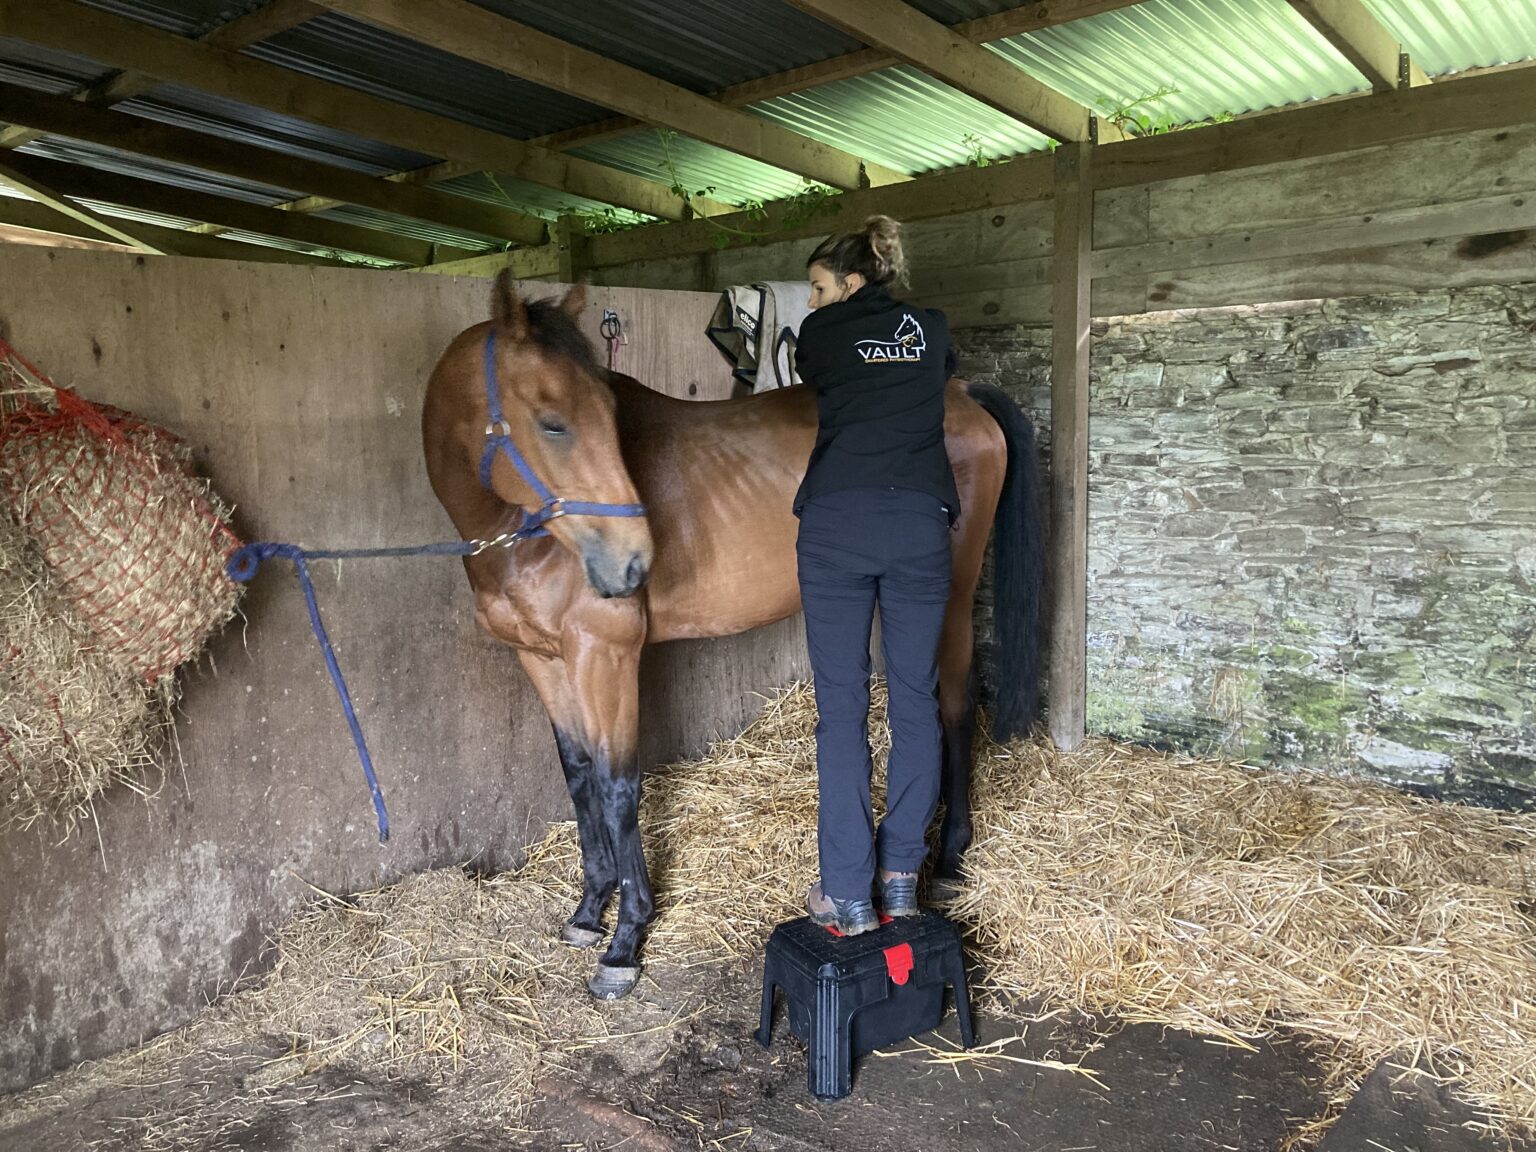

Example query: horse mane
[521,297,602,377]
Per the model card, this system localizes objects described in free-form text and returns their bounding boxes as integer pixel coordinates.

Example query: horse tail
[965,381,1045,742]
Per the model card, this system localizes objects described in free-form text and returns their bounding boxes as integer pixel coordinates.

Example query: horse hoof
[587,963,641,1001]
[560,923,606,949]
[929,875,966,903]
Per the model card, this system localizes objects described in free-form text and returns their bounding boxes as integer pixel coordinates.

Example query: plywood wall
[0,247,802,1089]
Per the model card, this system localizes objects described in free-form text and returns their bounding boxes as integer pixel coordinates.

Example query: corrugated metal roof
[248,12,610,139]
[434,170,640,223]
[756,64,1051,174]
[0,37,114,91]
[466,0,866,93]
[4,0,1536,262]
[17,135,299,202]
[1366,0,1536,74]
[989,0,1365,124]
[125,83,435,173]
[571,131,806,208]
[78,0,259,37]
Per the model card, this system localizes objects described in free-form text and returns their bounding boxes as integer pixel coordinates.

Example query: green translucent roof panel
[1365,0,1536,74]
[754,65,1051,173]
[572,132,808,209]
[989,0,1368,124]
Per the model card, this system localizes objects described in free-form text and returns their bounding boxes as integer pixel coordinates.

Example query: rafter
[0,152,471,264]
[1289,0,1430,91]
[0,0,322,150]
[307,0,910,190]
[0,82,545,244]
[535,0,1148,153]
[0,196,338,263]
[0,157,169,252]
[0,0,723,223]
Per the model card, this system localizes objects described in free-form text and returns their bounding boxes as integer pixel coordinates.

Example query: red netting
[0,514,171,830]
[0,337,242,683]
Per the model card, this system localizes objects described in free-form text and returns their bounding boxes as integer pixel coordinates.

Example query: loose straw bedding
[210,683,1534,1138]
[1,683,1522,1144]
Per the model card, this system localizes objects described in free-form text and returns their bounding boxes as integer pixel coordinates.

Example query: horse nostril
[625,554,648,591]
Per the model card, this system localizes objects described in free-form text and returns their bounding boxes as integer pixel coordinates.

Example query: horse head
[483,272,654,599]
[895,312,925,351]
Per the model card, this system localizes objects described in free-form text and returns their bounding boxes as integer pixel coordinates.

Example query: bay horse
[423,273,1043,999]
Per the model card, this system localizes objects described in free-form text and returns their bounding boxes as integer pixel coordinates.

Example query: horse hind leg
[933,598,978,883]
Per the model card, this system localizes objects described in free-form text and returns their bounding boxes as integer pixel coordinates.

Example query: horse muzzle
[584,547,651,599]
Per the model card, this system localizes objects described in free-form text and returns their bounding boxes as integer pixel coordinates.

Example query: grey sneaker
[879,871,920,917]
[807,882,879,936]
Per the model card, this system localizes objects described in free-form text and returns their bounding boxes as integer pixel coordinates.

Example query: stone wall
[956,284,1536,806]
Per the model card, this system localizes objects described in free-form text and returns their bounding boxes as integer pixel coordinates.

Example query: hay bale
[0,345,240,682]
[0,516,171,831]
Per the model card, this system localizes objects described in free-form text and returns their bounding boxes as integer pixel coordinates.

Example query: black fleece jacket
[792,283,959,524]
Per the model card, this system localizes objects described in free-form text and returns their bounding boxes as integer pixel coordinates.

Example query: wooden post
[1048,139,1093,751]
[554,214,589,283]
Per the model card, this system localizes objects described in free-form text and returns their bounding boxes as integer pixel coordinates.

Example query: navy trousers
[796,487,953,902]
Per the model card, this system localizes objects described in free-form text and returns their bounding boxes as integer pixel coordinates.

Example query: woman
[794,215,959,936]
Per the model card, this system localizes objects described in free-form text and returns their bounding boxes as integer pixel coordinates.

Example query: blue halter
[477,328,647,535]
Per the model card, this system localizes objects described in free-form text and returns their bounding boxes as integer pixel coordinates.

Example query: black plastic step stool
[755,910,974,1099]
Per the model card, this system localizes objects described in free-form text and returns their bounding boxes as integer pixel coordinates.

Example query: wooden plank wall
[592,124,1536,324]
[0,247,799,1090]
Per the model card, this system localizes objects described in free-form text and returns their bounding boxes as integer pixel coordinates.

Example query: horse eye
[538,416,569,437]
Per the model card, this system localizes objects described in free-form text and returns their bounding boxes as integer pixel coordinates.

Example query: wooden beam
[1048,139,1091,751]
[0,0,321,150]
[590,152,1056,268]
[553,215,588,284]
[0,152,470,264]
[781,0,1106,143]
[499,62,1536,276]
[0,82,545,244]
[535,1,1150,154]
[1090,61,1533,190]
[1288,0,1430,91]
[0,158,169,252]
[0,196,340,264]
[414,245,561,279]
[307,0,910,190]
[0,0,711,223]
[0,219,134,251]
[1092,192,1536,279]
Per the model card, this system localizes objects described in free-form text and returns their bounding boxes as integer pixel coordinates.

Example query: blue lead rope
[227,538,483,844]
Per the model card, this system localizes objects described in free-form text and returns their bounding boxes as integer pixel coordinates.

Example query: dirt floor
[0,946,1520,1152]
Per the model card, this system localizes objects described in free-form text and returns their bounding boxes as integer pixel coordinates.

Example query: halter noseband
[478,328,647,537]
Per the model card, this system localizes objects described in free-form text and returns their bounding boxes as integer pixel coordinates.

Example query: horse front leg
[518,652,618,949]
[567,630,652,1001]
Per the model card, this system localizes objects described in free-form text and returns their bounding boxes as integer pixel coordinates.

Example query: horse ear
[493,269,529,340]
[559,280,587,319]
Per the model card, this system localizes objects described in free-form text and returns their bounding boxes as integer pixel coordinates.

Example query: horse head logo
[895,313,925,351]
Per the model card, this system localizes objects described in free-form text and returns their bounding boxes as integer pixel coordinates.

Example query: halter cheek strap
[478,328,647,536]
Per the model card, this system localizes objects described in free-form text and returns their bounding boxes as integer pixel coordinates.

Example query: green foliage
[649,128,841,249]
[961,132,993,168]
[1095,87,1236,138]
[570,205,645,235]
